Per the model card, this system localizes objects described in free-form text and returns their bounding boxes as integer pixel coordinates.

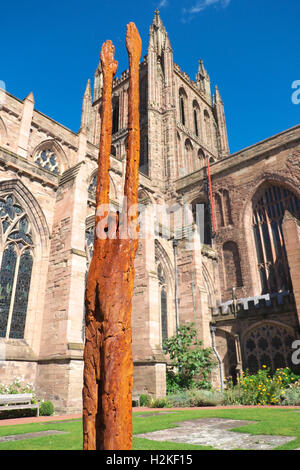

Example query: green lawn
[0,408,299,450]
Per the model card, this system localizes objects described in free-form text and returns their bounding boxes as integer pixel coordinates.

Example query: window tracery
[35,148,59,174]
[253,185,300,294]
[0,195,34,339]
[243,323,296,374]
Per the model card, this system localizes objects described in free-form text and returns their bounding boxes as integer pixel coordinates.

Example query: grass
[0,408,299,450]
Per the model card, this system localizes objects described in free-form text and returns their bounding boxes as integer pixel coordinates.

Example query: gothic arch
[87,169,118,204]
[0,179,50,251]
[0,180,49,342]
[215,189,233,228]
[197,149,205,170]
[215,193,223,229]
[243,179,300,295]
[32,139,69,175]
[112,95,119,134]
[138,188,153,205]
[179,87,188,127]
[184,138,193,173]
[192,100,200,138]
[155,239,175,343]
[242,176,300,229]
[241,320,297,373]
[155,239,175,286]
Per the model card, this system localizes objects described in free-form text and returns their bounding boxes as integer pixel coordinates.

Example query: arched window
[179,88,187,127]
[139,134,149,176]
[88,172,117,203]
[0,195,34,339]
[252,185,300,294]
[112,97,119,134]
[215,189,233,228]
[139,76,147,117]
[35,148,59,174]
[193,110,198,136]
[184,139,193,174]
[197,149,205,170]
[243,323,297,374]
[193,100,200,137]
[215,193,224,228]
[110,145,116,157]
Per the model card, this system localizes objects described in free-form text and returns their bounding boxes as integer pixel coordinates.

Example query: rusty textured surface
[82,23,142,450]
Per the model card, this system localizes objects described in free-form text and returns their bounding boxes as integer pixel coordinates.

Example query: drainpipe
[210,324,224,392]
[173,239,179,334]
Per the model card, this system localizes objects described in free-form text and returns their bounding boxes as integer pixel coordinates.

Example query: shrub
[167,389,223,407]
[148,397,170,408]
[277,387,300,406]
[163,323,216,393]
[139,394,151,407]
[39,401,54,416]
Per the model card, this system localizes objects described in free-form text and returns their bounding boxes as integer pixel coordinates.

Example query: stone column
[17,92,34,158]
[282,211,300,327]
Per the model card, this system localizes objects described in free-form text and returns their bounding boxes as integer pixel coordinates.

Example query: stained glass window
[253,185,300,294]
[0,195,34,339]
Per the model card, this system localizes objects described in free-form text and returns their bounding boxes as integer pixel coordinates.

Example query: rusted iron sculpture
[82,23,142,450]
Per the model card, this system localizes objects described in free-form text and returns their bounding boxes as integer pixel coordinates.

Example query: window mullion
[264,208,281,291]
[5,253,20,339]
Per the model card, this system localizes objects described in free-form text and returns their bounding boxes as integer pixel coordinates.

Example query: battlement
[212,291,296,320]
[113,56,148,88]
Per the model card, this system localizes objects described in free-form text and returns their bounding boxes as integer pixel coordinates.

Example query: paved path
[136,417,295,450]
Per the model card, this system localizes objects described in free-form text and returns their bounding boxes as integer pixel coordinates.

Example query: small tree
[163,323,216,393]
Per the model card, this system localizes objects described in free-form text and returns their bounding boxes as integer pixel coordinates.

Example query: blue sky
[1,0,299,154]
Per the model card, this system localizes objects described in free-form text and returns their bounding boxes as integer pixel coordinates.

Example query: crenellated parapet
[212,291,296,320]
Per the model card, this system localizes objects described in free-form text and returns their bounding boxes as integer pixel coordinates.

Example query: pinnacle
[153,8,164,28]
[25,91,35,103]
[84,79,91,97]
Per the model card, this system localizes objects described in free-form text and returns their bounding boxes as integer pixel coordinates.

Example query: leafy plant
[40,401,54,416]
[139,394,151,407]
[163,323,216,393]
[148,397,170,408]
